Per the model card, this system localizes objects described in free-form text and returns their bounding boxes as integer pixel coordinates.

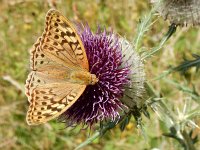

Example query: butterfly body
[70,70,98,85]
[25,9,97,125]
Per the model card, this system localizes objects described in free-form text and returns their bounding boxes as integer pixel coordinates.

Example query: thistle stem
[141,23,177,60]
[75,117,124,150]
[75,132,100,150]
[134,2,159,51]
[181,130,196,150]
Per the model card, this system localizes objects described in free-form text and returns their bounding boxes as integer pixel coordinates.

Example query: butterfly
[25,9,98,125]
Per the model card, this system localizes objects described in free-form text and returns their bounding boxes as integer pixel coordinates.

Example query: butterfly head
[90,74,99,85]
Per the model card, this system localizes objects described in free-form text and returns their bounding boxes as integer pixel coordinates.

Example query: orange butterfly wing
[25,9,89,125]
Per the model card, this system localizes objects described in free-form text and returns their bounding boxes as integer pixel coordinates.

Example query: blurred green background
[0,0,200,149]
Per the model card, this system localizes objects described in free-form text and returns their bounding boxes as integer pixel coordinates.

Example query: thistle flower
[59,25,145,127]
[151,0,200,26]
[120,39,145,110]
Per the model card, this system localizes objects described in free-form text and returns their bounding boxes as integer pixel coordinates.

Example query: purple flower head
[59,25,131,126]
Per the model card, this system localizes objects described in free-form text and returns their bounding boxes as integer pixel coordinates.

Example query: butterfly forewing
[29,37,52,70]
[40,9,89,71]
[26,9,90,125]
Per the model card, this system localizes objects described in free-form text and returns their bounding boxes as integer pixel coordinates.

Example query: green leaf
[174,53,200,74]
[120,115,131,131]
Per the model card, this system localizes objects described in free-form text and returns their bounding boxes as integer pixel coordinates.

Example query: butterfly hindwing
[26,82,86,125]
[25,69,72,102]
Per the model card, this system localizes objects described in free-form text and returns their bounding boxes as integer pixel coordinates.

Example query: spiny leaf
[120,114,131,131]
[174,53,200,74]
